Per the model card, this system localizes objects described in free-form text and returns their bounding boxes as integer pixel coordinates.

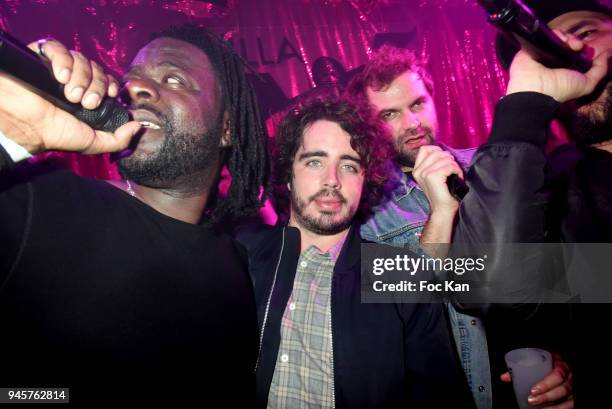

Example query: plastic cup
[504,348,552,409]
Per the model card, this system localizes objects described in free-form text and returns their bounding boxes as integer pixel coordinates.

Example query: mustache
[130,103,166,121]
[400,126,433,140]
[308,189,347,204]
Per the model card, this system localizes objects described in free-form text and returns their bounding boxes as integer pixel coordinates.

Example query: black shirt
[0,164,257,405]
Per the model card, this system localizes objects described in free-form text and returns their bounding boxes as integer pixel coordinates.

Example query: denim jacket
[360,146,492,409]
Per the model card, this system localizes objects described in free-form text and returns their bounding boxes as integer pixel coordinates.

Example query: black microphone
[430,144,469,201]
[447,173,469,201]
[477,0,592,73]
[0,29,129,132]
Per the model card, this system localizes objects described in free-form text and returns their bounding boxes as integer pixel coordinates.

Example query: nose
[402,111,421,134]
[324,166,341,190]
[122,78,160,105]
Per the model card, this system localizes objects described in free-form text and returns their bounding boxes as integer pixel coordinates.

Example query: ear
[220,111,231,148]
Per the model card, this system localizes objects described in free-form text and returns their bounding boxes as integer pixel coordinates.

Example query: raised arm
[450,33,609,310]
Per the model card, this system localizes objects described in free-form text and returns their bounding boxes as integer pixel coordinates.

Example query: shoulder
[549,143,583,164]
[4,159,106,190]
[1,160,89,199]
[442,145,478,169]
[234,223,284,254]
[547,143,583,181]
[234,223,277,241]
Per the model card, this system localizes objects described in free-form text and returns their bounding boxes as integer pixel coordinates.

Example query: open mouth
[131,108,163,131]
[139,121,161,130]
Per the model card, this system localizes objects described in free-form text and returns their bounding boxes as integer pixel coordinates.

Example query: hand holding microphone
[477,0,592,72]
[506,31,610,103]
[0,31,140,155]
[412,145,465,213]
[476,0,610,103]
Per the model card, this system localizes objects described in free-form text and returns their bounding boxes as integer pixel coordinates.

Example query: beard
[559,81,612,146]
[117,105,223,188]
[395,127,435,167]
[290,187,354,235]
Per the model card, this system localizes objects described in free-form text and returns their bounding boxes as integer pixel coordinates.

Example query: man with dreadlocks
[0,25,267,404]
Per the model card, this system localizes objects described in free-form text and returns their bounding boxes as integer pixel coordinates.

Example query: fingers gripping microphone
[477,0,592,73]
[431,143,469,201]
[0,29,129,132]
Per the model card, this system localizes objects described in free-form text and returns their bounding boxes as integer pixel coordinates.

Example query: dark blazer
[237,223,474,409]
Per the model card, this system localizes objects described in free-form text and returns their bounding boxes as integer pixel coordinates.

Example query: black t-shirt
[0,165,257,405]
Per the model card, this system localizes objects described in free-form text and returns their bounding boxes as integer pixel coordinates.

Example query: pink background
[1,0,514,179]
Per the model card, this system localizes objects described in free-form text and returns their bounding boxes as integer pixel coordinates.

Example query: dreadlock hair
[345,45,434,105]
[152,25,269,225]
[272,96,395,222]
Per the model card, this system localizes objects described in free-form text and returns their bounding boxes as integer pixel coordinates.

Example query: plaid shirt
[267,236,346,409]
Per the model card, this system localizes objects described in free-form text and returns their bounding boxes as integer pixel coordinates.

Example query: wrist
[489,92,559,146]
[506,76,554,100]
[429,206,459,223]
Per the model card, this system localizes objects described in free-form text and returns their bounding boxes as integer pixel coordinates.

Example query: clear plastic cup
[504,348,552,409]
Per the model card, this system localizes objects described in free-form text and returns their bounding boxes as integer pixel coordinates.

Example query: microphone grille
[74,98,130,133]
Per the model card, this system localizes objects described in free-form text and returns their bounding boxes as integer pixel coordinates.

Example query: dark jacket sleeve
[0,141,15,172]
[0,143,34,280]
[449,92,560,313]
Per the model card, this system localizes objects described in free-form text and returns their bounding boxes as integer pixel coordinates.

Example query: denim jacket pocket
[361,219,426,254]
[377,221,425,247]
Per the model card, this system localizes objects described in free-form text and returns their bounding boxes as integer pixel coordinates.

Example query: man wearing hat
[452,0,611,407]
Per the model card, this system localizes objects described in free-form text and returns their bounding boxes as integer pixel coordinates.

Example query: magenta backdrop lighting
[1,0,509,186]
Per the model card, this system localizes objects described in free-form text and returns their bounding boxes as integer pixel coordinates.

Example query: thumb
[82,121,141,154]
[583,50,610,96]
[500,372,512,383]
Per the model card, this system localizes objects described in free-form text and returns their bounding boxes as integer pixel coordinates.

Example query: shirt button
[471,319,478,326]
[478,385,485,392]
[289,302,296,311]
[300,261,308,268]
[280,354,289,363]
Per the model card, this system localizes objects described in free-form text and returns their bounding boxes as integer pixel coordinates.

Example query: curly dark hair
[345,45,433,105]
[272,96,395,222]
[152,25,269,225]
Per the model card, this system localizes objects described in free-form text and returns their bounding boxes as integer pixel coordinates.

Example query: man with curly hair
[236,97,473,408]
[345,44,574,409]
[346,45,492,407]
